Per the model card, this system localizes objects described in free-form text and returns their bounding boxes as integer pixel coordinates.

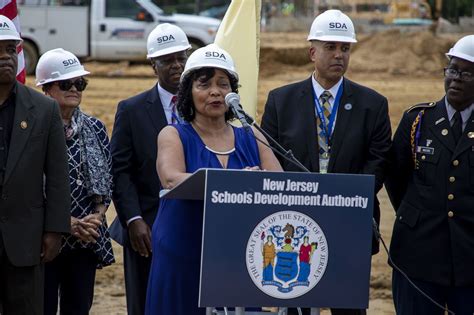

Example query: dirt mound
[259,30,456,78]
[259,46,313,77]
[349,29,454,76]
[82,30,455,79]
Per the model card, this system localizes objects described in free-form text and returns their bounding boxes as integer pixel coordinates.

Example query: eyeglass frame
[444,67,474,82]
[55,77,88,92]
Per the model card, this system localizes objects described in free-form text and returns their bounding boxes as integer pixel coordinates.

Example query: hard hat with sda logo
[35,48,90,86]
[307,10,357,43]
[180,43,239,81]
[147,23,191,59]
[446,35,474,63]
[0,15,22,43]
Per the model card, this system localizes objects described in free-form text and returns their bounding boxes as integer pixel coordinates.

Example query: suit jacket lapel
[146,85,167,132]
[453,111,474,159]
[328,78,352,172]
[429,99,455,153]
[300,78,319,172]
[4,84,35,184]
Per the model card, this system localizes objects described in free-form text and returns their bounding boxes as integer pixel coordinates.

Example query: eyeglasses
[56,78,88,91]
[444,67,474,82]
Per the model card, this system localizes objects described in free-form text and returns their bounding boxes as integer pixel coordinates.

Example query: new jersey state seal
[246,211,329,299]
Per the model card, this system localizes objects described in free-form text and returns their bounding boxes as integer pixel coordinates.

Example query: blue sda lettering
[329,22,348,29]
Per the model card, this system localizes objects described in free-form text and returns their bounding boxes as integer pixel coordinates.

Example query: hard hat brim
[147,44,191,59]
[180,65,239,82]
[0,35,22,43]
[36,69,90,86]
[446,51,474,63]
[307,35,357,43]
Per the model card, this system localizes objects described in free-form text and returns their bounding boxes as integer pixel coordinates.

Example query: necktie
[317,91,332,156]
[452,111,462,144]
[170,95,178,124]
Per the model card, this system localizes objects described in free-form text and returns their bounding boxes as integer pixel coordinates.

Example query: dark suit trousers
[44,248,97,315]
[393,269,474,315]
[124,242,152,315]
[288,308,366,315]
[0,233,43,315]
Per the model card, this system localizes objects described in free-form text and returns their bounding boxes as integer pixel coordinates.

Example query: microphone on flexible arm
[224,92,252,131]
[224,92,310,173]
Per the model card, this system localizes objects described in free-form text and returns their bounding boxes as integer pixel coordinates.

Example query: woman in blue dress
[145,44,282,314]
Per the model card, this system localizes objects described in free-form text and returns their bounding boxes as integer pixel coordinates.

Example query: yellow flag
[215,0,261,117]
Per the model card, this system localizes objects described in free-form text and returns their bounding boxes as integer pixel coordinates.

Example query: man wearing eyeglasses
[386,35,474,315]
[109,23,190,315]
[0,16,70,314]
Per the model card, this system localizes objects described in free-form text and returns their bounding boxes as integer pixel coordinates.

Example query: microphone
[224,92,251,130]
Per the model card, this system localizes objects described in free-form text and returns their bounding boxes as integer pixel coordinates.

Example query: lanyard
[313,83,343,148]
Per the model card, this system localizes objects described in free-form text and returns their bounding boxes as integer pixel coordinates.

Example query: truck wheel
[22,41,39,75]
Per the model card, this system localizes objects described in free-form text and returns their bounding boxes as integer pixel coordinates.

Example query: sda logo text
[62,59,79,67]
[329,22,348,30]
[205,51,226,60]
[157,34,175,44]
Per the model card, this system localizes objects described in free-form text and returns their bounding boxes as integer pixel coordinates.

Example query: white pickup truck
[18,0,221,74]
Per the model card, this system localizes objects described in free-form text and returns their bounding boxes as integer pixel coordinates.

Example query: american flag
[0,0,26,83]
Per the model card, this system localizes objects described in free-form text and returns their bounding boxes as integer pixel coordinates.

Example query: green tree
[428,0,474,22]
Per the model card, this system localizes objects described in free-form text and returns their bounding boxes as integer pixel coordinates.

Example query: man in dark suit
[386,35,474,315]
[109,23,190,315]
[0,15,70,314]
[261,10,391,315]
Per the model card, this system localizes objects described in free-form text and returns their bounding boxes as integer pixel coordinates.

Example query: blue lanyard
[313,83,343,147]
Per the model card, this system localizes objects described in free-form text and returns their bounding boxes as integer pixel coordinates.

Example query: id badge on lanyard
[320,157,329,174]
[314,84,343,173]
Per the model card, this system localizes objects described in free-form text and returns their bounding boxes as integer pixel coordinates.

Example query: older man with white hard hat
[386,35,474,315]
[109,23,191,315]
[0,15,70,314]
[261,10,392,315]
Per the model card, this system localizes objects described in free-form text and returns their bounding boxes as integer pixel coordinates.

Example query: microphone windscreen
[225,92,240,109]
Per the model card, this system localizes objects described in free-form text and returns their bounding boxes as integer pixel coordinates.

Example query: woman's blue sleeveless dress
[145,123,261,315]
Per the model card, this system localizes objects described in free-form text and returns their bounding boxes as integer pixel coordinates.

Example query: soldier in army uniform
[386,35,474,314]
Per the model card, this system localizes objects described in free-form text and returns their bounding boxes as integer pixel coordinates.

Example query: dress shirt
[445,97,474,131]
[157,83,176,125]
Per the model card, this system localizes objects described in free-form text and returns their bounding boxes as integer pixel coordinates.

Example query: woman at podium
[144,44,282,315]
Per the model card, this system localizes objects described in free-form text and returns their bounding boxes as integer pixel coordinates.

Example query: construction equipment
[384,0,433,25]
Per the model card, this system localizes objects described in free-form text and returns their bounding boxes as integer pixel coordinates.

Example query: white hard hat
[181,44,238,82]
[307,10,357,43]
[35,48,90,86]
[146,23,191,59]
[446,35,474,63]
[0,15,22,42]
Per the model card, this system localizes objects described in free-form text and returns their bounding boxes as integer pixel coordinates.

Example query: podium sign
[164,169,374,309]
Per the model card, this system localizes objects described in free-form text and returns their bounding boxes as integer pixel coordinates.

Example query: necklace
[205,146,235,155]
[192,121,235,155]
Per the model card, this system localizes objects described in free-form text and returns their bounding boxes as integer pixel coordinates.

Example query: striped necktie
[170,95,178,124]
[317,90,332,155]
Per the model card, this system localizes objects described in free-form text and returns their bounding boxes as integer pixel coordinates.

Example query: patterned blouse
[61,114,115,268]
